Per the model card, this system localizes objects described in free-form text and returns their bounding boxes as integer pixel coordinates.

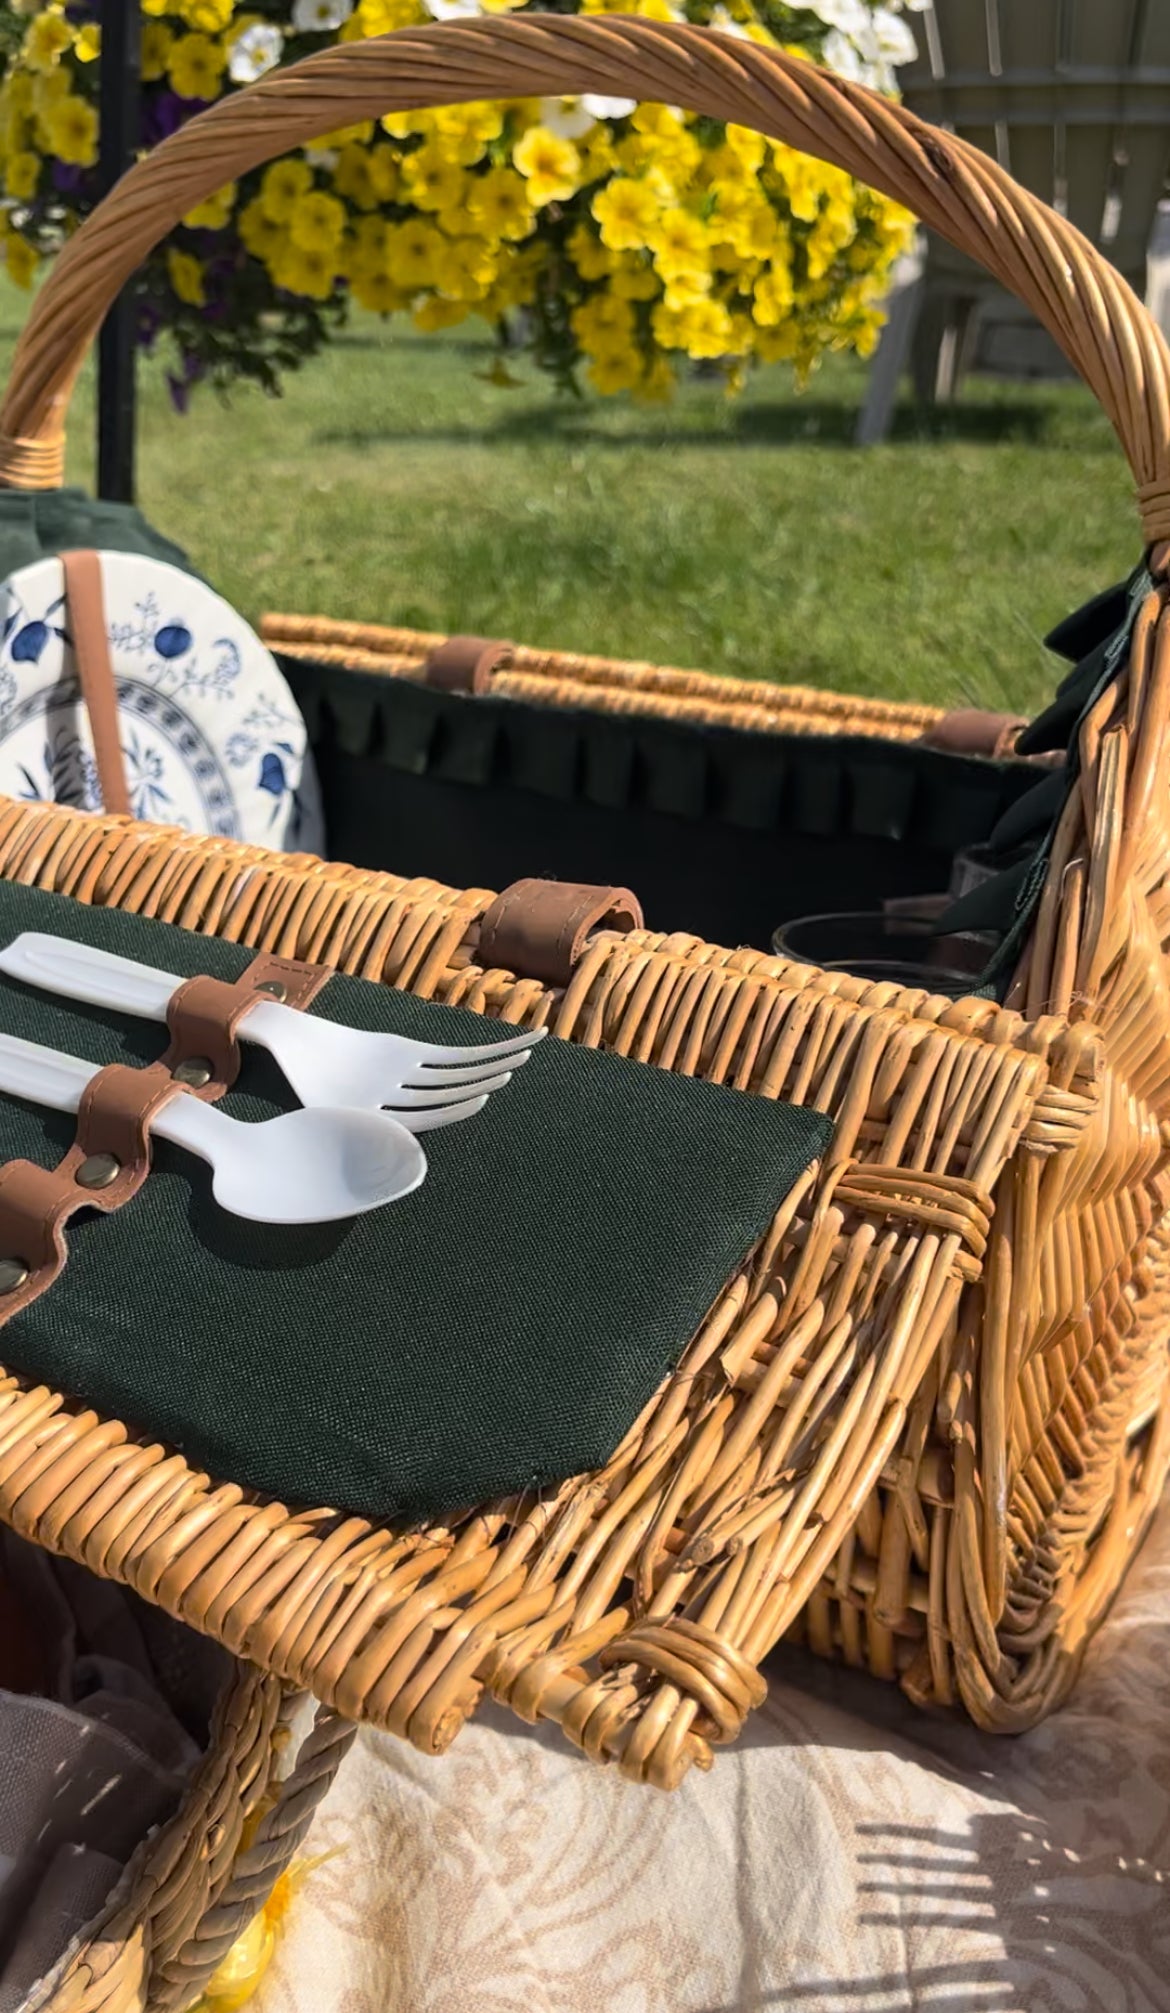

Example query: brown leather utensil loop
[0,950,332,1329]
[0,1061,185,1325]
[60,549,131,818]
[477,878,643,988]
[919,710,1028,761]
[423,635,513,696]
[164,953,330,1097]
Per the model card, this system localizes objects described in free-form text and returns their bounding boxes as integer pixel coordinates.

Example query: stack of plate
[0,552,325,855]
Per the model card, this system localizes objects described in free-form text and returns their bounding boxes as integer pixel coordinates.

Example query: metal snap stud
[76,1152,121,1191]
[256,979,288,1003]
[173,1056,213,1090]
[0,1258,29,1294]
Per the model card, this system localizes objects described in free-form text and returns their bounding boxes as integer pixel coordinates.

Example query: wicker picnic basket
[29,1673,351,2013]
[0,16,1167,1796]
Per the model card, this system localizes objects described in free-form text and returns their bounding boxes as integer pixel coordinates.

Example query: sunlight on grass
[0,297,1138,715]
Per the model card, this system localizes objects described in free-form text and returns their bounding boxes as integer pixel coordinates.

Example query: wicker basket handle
[3,16,1170,542]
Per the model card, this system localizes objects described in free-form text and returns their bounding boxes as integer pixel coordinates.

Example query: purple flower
[166,351,206,414]
[143,91,197,148]
[137,300,163,351]
[51,161,88,196]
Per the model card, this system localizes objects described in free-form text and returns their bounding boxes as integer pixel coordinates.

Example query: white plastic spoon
[0,1030,427,1225]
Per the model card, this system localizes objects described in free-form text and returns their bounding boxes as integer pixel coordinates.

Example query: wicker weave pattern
[0,20,1163,1791]
[36,1677,353,2013]
[258,615,945,743]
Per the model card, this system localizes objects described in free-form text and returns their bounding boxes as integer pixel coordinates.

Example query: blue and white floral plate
[0,552,325,855]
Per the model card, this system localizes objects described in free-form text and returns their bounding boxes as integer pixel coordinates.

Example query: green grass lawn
[0,296,1142,716]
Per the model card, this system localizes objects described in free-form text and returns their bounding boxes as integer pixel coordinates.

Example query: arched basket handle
[2,15,1170,543]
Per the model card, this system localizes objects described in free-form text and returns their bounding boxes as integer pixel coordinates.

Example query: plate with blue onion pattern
[0,552,325,854]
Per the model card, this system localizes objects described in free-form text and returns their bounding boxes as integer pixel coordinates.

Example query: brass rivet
[0,1257,29,1294]
[173,1056,213,1090]
[256,979,288,1003]
[76,1152,121,1192]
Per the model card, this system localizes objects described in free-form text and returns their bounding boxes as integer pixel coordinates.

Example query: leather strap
[918,709,1028,760]
[477,879,643,988]
[61,549,131,818]
[424,635,513,696]
[0,951,331,1327]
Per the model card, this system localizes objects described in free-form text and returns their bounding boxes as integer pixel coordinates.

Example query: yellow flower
[567,223,615,281]
[350,268,408,315]
[385,216,442,289]
[141,22,172,81]
[381,108,433,140]
[260,158,313,222]
[4,150,39,202]
[168,32,227,102]
[3,233,38,289]
[678,296,735,358]
[167,247,206,307]
[576,126,615,184]
[183,182,237,230]
[724,124,766,175]
[414,295,468,332]
[634,354,675,404]
[365,144,400,202]
[41,92,98,166]
[271,238,339,300]
[587,350,642,396]
[432,234,496,301]
[512,126,580,207]
[180,0,234,30]
[22,13,73,72]
[648,207,709,287]
[592,176,660,252]
[355,0,424,32]
[239,196,286,263]
[708,183,780,260]
[467,167,532,242]
[571,290,635,359]
[309,121,374,153]
[289,189,347,253]
[609,254,660,302]
[752,264,795,326]
[74,22,100,62]
[432,103,503,167]
[332,142,378,210]
[403,145,466,216]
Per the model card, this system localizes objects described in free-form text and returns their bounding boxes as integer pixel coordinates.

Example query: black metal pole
[96,1,141,502]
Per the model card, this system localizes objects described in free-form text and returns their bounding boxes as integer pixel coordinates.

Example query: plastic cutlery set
[0,933,545,1226]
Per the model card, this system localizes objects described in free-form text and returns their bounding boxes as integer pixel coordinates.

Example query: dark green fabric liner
[936,563,1151,995]
[0,878,833,1522]
[279,653,1041,953]
[0,488,196,583]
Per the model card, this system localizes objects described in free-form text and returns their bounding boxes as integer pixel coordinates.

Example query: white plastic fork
[0,933,545,1123]
[0,1029,427,1225]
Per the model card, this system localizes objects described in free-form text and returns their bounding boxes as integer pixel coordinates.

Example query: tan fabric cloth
[257,1506,1170,2012]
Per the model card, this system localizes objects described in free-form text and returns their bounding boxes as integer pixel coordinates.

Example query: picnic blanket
[254,1503,1170,2013]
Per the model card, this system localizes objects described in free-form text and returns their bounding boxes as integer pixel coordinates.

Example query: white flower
[540,97,595,140]
[292,0,355,27]
[870,6,919,62]
[427,0,480,17]
[804,0,871,35]
[821,27,867,82]
[228,23,284,84]
[582,93,637,121]
[710,4,751,37]
[540,91,637,136]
